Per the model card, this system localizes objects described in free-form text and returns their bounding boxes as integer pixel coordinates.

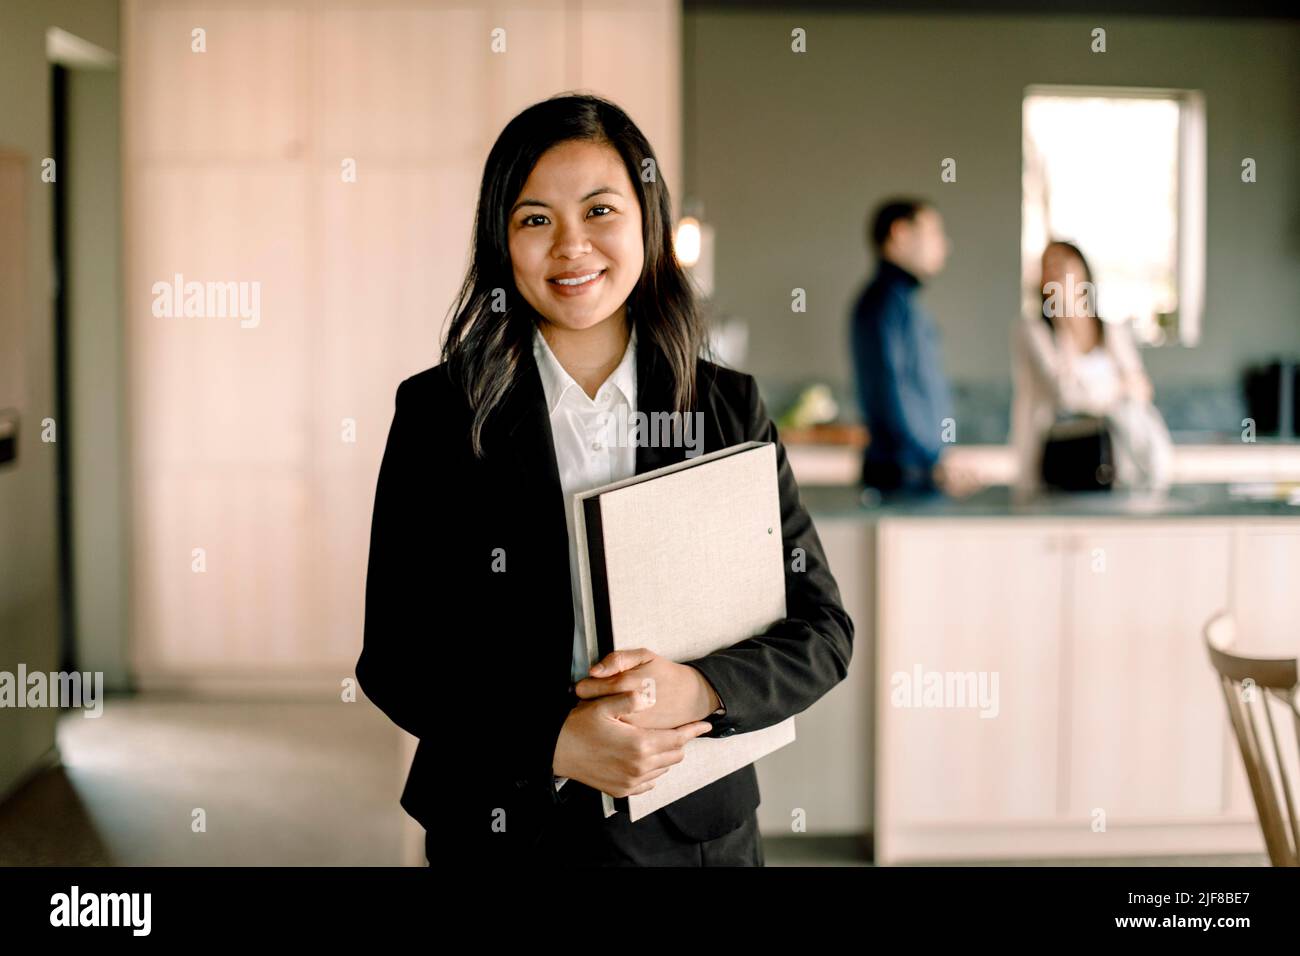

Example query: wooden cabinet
[875,517,1294,864]
[1063,526,1231,823]
[878,522,1063,827]
[1232,524,1300,655]
[123,0,682,687]
[1225,524,1300,819]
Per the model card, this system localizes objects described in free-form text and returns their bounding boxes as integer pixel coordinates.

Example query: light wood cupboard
[123,0,681,688]
[1063,526,1231,823]
[879,522,1063,827]
[872,517,1298,863]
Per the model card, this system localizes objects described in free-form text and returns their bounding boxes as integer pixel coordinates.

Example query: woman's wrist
[687,664,723,719]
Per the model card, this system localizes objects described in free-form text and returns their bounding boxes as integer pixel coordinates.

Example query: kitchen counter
[801,482,1300,520]
[756,476,1300,861]
[786,441,1300,488]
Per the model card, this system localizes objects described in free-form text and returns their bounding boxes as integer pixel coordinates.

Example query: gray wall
[683,12,1300,419]
[0,0,119,802]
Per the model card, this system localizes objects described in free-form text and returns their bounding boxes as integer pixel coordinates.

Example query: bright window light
[1022,86,1205,346]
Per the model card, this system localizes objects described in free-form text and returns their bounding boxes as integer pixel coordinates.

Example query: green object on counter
[775,383,839,431]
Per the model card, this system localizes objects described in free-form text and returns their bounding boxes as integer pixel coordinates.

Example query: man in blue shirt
[850,198,959,495]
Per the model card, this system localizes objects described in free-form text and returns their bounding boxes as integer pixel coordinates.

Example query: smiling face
[507,139,645,334]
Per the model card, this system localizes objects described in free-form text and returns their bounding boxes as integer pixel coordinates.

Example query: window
[1022,86,1205,346]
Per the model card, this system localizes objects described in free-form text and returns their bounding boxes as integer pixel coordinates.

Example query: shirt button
[592,440,602,450]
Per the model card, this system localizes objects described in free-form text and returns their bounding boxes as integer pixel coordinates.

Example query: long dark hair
[1039,239,1104,342]
[441,92,710,459]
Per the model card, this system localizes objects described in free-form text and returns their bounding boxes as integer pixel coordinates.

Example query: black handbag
[1040,415,1115,491]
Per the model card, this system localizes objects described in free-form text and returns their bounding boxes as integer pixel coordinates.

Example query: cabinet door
[1066,523,1232,823]
[309,4,493,665]
[877,521,1063,826]
[1233,524,1300,655]
[755,518,872,835]
[127,2,315,676]
[1226,524,1300,819]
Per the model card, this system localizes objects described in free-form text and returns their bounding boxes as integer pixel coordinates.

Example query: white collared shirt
[534,324,637,794]
[532,322,639,687]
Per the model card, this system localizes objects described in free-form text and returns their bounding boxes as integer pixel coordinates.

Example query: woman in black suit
[356,93,853,867]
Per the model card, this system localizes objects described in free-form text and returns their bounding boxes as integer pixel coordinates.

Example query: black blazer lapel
[479,349,575,666]
[633,330,727,474]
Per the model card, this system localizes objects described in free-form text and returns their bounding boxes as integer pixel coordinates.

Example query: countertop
[785,442,1300,489]
[800,482,1300,520]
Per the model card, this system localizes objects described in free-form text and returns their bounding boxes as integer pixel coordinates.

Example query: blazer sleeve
[356,377,441,742]
[682,374,855,738]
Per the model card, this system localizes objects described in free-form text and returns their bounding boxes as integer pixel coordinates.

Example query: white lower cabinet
[1226,525,1300,821]
[1064,526,1231,824]
[879,522,1063,828]
[875,517,1295,864]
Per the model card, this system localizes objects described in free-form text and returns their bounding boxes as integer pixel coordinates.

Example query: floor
[0,697,1270,867]
[0,696,409,866]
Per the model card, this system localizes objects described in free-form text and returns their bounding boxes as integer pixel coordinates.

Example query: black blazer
[355,332,854,863]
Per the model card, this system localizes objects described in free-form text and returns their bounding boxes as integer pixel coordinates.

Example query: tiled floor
[0,696,1270,867]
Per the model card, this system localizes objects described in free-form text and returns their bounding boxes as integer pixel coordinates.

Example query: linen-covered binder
[573,440,796,821]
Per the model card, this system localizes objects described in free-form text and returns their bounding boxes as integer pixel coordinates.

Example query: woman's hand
[550,690,713,798]
[933,453,984,499]
[1123,370,1154,404]
[575,648,721,730]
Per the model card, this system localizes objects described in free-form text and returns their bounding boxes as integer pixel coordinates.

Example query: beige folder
[573,440,796,821]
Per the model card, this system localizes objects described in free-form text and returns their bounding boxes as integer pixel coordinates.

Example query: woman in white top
[1011,241,1173,494]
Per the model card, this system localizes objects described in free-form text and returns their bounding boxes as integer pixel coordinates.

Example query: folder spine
[582,495,628,816]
